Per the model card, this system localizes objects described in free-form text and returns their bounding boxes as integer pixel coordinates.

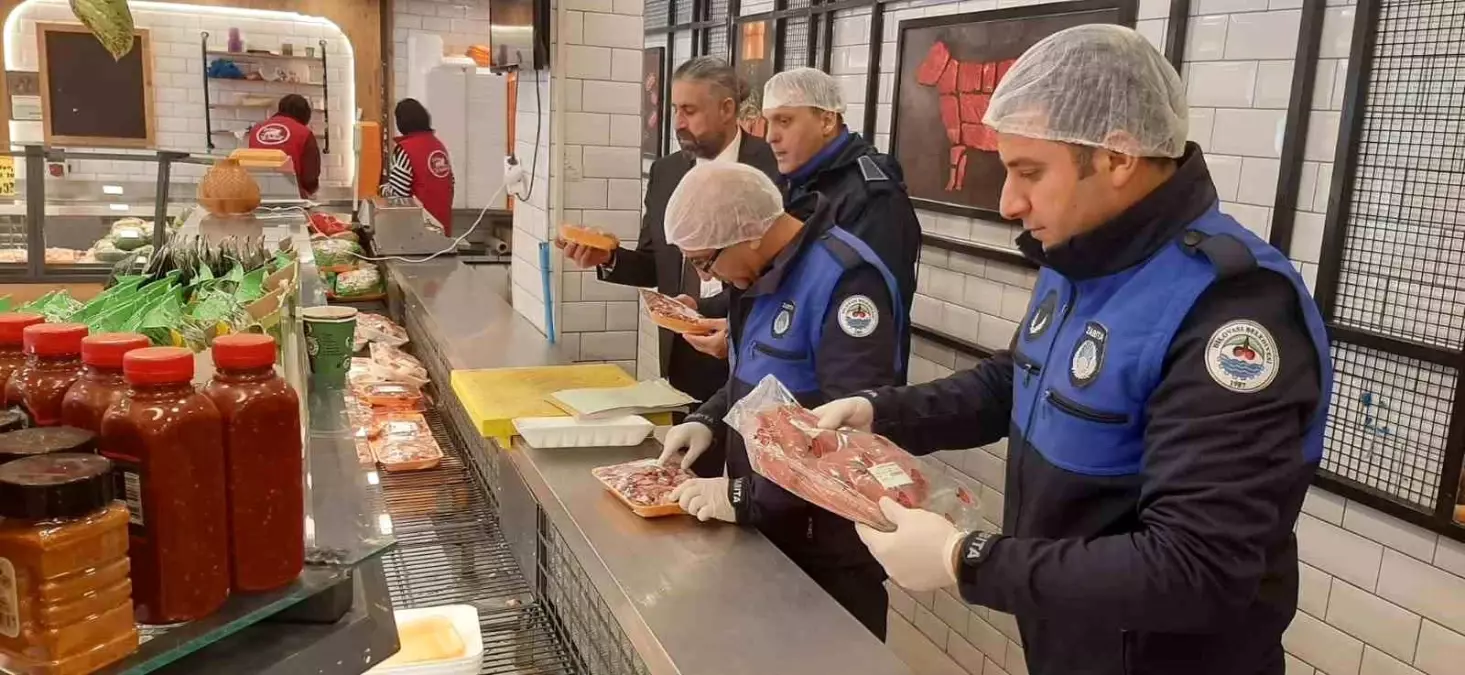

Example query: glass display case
[0,145,348,284]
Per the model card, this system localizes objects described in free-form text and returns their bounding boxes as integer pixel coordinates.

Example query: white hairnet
[665,162,785,251]
[762,67,846,113]
[984,24,1188,158]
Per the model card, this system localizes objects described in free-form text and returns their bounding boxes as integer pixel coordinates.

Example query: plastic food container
[513,415,654,449]
[367,605,483,675]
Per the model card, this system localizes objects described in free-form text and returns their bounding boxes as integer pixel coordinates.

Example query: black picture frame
[642,46,666,159]
[889,0,1137,221]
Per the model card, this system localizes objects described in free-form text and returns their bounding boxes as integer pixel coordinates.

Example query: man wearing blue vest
[815,25,1333,675]
[654,161,908,640]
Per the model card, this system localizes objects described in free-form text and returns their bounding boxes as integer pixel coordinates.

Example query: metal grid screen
[674,0,695,25]
[1329,0,1465,351]
[781,16,811,68]
[538,517,650,675]
[1322,343,1456,508]
[646,0,670,28]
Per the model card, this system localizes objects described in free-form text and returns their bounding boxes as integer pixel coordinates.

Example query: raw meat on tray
[728,375,981,532]
[591,459,694,518]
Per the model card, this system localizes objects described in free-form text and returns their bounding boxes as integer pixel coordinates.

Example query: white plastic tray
[513,415,655,449]
[367,605,482,675]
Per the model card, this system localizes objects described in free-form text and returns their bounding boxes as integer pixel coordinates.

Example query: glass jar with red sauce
[0,313,43,403]
[60,333,150,434]
[203,334,303,592]
[8,323,88,427]
[0,453,138,674]
[99,347,229,624]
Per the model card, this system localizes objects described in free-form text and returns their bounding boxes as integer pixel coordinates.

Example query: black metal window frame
[1310,0,1465,542]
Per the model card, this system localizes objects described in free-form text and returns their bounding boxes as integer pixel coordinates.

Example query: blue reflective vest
[1010,207,1333,476]
[727,226,906,403]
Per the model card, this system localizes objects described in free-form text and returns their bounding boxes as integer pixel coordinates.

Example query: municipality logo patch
[428,150,452,178]
[1205,320,1279,393]
[837,295,878,338]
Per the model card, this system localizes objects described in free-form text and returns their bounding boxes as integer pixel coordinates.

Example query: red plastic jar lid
[81,333,151,369]
[124,347,195,385]
[0,313,44,345]
[23,323,88,357]
[212,333,277,370]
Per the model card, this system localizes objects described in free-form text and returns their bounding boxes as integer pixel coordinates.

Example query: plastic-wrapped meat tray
[591,459,693,518]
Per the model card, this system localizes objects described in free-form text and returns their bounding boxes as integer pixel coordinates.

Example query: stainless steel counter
[386,260,912,675]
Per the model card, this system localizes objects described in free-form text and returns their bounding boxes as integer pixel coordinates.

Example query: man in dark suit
[558,57,778,474]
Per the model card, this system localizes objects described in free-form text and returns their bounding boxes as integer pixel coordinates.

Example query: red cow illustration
[915,41,1017,192]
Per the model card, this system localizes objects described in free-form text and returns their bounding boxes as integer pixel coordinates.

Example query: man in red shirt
[382,98,455,234]
[248,94,320,198]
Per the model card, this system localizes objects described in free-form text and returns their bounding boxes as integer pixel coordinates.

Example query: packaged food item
[355,313,409,347]
[558,223,619,251]
[60,332,150,433]
[334,268,384,298]
[346,397,375,466]
[203,334,304,593]
[369,342,428,384]
[590,459,692,518]
[369,413,442,472]
[725,375,982,533]
[100,347,230,624]
[311,238,361,270]
[360,383,424,412]
[0,427,96,466]
[0,313,44,397]
[0,453,138,674]
[638,289,715,335]
[8,323,89,427]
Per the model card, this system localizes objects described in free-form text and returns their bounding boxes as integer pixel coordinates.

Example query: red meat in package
[728,375,982,532]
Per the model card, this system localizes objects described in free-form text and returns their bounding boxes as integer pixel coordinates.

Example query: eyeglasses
[688,248,723,274]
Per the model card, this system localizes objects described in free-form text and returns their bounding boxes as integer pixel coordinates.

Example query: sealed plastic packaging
[725,375,982,533]
[590,459,693,518]
[368,343,428,388]
[355,314,409,347]
[369,413,442,472]
[0,453,138,675]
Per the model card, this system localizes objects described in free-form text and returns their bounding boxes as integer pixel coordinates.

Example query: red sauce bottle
[9,323,88,427]
[0,313,43,402]
[203,334,304,592]
[61,333,151,434]
[99,347,230,624]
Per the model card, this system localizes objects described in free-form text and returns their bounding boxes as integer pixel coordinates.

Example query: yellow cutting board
[450,364,674,445]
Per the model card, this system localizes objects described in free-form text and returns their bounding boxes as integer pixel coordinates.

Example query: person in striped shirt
[382,98,456,233]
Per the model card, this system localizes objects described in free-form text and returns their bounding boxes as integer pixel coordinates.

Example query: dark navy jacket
[864,146,1331,675]
[783,130,922,352]
[688,198,907,568]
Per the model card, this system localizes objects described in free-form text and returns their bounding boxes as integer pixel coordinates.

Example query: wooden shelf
[207,76,323,87]
[207,50,321,63]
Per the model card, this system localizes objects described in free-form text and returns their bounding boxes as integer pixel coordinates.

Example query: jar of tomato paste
[60,333,150,434]
[203,334,303,592]
[99,347,229,624]
[0,453,138,674]
[8,323,88,427]
[0,313,43,402]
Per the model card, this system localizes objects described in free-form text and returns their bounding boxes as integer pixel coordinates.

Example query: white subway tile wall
[9,0,356,186]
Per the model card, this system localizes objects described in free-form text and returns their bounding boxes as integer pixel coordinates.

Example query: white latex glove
[657,421,714,470]
[812,396,875,431]
[857,498,964,591]
[671,477,735,522]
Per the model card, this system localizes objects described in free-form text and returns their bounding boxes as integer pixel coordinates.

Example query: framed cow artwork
[891,0,1137,220]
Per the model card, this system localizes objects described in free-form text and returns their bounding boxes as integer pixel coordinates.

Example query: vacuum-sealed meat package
[591,459,693,518]
[726,375,982,533]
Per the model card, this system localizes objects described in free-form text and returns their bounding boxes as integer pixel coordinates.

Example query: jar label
[0,557,17,638]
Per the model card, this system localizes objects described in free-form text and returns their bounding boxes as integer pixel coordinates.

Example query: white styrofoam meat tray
[513,415,655,449]
[367,604,483,675]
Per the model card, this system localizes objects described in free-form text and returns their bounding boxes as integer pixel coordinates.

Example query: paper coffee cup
[301,306,358,387]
